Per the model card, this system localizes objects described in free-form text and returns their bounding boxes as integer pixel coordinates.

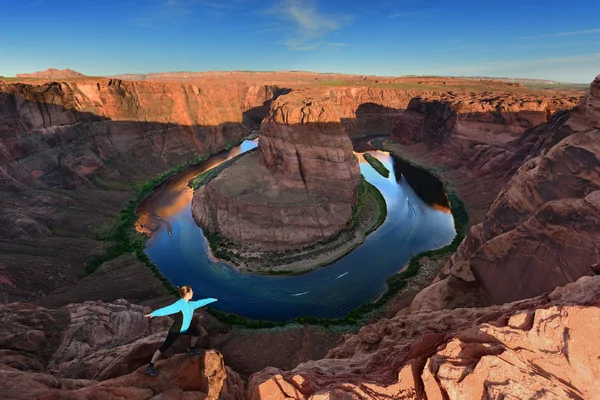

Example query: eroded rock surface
[434,75,600,306]
[2,351,244,400]
[391,97,457,147]
[192,91,361,251]
[0,80,283,190]
[248,276,600,400]
[0,299,209,381]
[0,78,284,304]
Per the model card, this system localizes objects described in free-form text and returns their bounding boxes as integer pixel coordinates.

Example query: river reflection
[135,144,246,236]
[138,140,456,321]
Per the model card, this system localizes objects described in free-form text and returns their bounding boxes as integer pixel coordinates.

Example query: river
[137,139,456,321]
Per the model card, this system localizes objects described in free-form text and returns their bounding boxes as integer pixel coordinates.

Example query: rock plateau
[192,91,361,251]
[15,68,85,79]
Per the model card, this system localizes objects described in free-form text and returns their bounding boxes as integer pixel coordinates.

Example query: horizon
[5,67,592,84]
[1,0,599,83]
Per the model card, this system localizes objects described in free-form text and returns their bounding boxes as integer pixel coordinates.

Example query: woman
[144,285,217,376]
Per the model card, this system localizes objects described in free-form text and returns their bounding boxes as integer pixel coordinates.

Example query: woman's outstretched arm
[190,298,217,310]
[145,300,182,317]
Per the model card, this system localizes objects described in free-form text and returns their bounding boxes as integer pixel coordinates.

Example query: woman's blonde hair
[178,285,193,298]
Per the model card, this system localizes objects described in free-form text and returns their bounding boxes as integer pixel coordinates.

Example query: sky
[0,0,599,82]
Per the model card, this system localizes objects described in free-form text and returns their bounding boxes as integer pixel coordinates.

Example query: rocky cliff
[418,75,600,308]
[391,97,457,147]
[0,298,244,399]
[2,275,598,399]
[0,73,597,399]
[190,81,578,254]
[248,275,600,400]
[0,79,284,190]
[192,91,361,251]
[0,78,288,304]
[242,75,600,399]
[258,91,361,202]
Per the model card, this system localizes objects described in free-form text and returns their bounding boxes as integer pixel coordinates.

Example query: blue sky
[0,0,599,82]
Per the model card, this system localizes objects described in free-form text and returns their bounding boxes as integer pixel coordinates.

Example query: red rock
[16,68,85,79]
[437,74,600,306]
[0,80,281,190]
[0,299,205,380]
[258,93,361,202]
[3,351,243,400]
[248,276,600,400]
[192,91,361,251]
[391,97,457,147]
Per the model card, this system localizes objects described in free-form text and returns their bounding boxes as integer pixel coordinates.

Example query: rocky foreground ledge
[248,275,600,400]
[1,276,598,399]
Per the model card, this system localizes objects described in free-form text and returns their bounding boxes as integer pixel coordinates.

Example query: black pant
[158,324,200,353]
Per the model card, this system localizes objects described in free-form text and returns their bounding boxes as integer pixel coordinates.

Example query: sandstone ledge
[192,154,387,274]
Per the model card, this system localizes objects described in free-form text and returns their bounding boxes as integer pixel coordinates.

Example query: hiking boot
[146,364,158,376]
[188,347,202,355]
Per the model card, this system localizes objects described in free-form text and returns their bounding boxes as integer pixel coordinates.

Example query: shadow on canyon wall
[342,102,402,138]
[392,157,450,209]
[0,89,285,303]
[0,88,552,305]
[0,89,295,191]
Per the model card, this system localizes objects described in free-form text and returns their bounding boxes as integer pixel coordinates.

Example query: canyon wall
[248,275,600,400]
[0,73,595,399]
[189,82,579,253]
[241,76,599,399]
[0,79,286,303]
[0,76,582,303]
[0,78,580,192]
[0,80,284,190]
[416,75,600,308]
[391,97,457,146]
[329,86,576,138]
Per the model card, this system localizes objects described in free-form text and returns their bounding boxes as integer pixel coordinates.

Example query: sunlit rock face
[440,75,600,305]
[192,91,361,251]
[405,75,600,312]
[0,79,282,189]
[0,296,246,399]
[258,92,361,203]
[248,275,600,400]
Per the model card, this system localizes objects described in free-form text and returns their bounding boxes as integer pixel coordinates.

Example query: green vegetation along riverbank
[85,137,256,297]
[363,153,390,178]
[192,165,388,274]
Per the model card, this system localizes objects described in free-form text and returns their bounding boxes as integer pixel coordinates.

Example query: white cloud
[270,0,351,50]
[388,10,425,19]
[133,0,237,28]
[517,28,600,40]
[452,53,600,73]
[133,0,192,28]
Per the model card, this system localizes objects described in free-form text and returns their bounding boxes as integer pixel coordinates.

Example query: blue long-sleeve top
[151,297,217,332]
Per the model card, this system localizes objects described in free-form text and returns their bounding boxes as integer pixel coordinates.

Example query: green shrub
[363,153,390,178]
[85,137,255,297]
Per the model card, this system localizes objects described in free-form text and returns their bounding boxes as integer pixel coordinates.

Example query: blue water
[142,141,456,321]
